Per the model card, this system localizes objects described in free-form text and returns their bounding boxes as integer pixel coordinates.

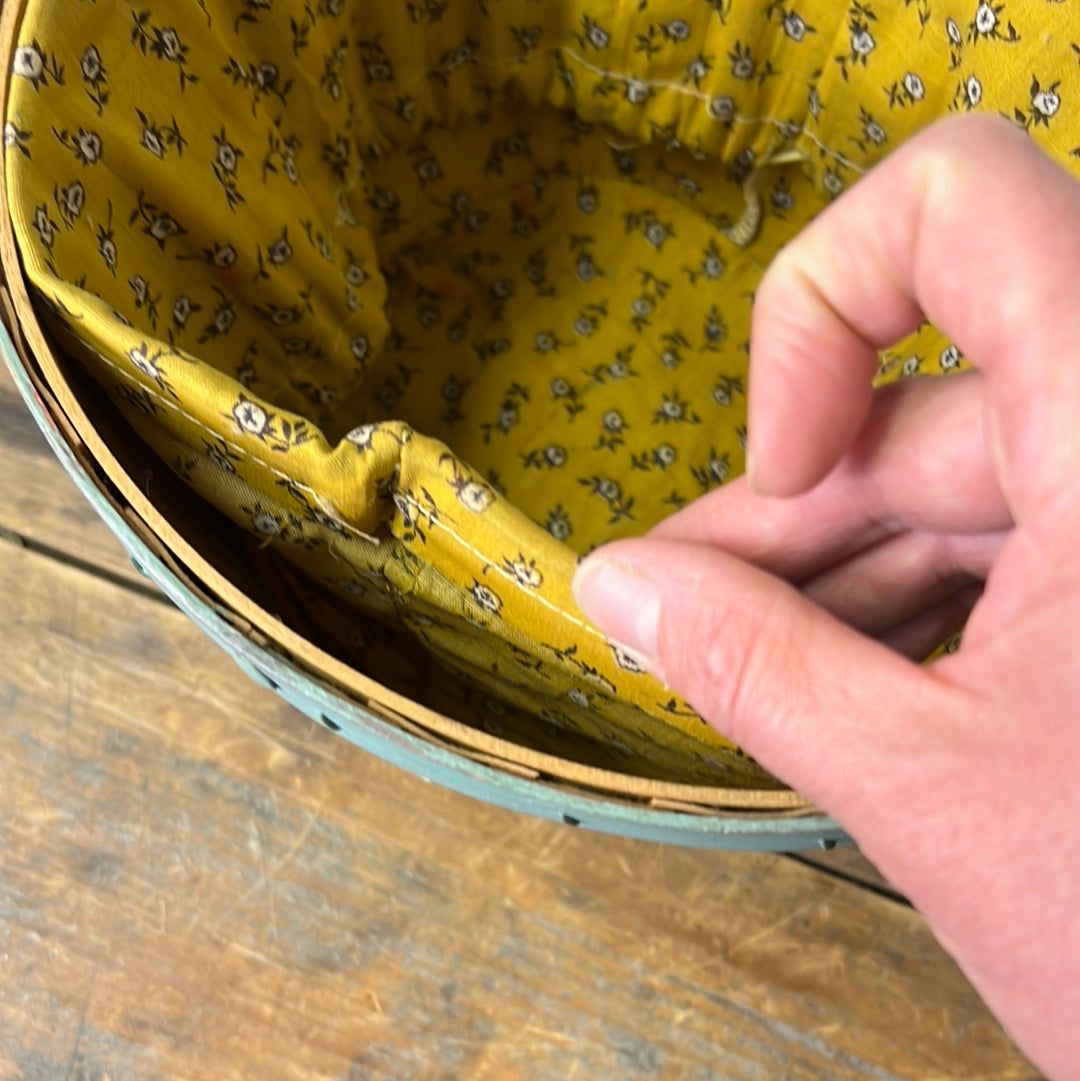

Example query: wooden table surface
[0,356,1039,1081]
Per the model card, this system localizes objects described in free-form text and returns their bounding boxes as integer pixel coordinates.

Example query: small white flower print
[545,505,571,541]
[598,477,619,501]
[772,177,795,212]
[711,374,745,406]
[534,331,557,354]
[267,232,292,266]
[696,449,731,488]
[968,1,1019,43]
[4,122,31,159]
[141,126,164,158]
[148,213,183,246]
[611,644,647,673]
[216,135,239,174]
[685,54,711,87]
[200,292,236,342]
[707,94,736,122]
[862,112,887,146]
[700,242,725,280]
[469,582,503,615]
[346,423,377,451]
[212,129,245,210]
[79,44,108,113]
[576,252,599,283]
[32,205,56,252]
[350,335,370,364]
[964,73,983,108]
[625,78,650,106]
[77,129,102,163]
[211,244,237,268]
[172,295,197,329]
[13,44,46,83]
[946,18,963,48]
[580,16,610,49]
[252,511,282,537]
[783,12,813,42]
[729,42,756,80]
[676,174,701,197]
[57,181,85,227]
[939,344,962,371]
[131,13,197,90]
[643,218,671,249]
[97,217,118,275]
[606,351,634,381]
[127,343,157,378]
[155,27,182,61]
[653,444,678,468]
[903,72,926,102]
[577,186,598,214]
[851,24,875,56]
[974,2,997,36]
[55,127,103,166]
[13,40,63,91]
[80,45,103,83]
[703,306,726,348]
[601,409,626,434]
[233,396,271,436]
[345,256,365,286]
[661,19,691,42]
[502,555,543,589]
[1030,77,1061,124]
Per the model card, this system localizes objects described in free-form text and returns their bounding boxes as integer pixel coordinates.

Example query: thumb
[572,538,969,822]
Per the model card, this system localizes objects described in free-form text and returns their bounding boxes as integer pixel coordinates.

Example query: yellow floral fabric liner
[7,0,1080,786]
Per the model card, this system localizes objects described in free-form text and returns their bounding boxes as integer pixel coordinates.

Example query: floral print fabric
[6,0,1080,786]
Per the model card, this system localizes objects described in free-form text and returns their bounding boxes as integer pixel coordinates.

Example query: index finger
[749,114,1080,523]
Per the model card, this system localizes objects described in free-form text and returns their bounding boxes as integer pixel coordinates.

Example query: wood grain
[0,540,1037,1081]
[0,355,144,586]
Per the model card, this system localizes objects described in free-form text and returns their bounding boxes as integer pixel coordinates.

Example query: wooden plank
[792,846,901,900]
[0,354,144,585]
[0,541,1037,1081]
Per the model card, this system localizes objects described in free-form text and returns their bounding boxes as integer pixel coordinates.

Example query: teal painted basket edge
[1,320,848,852]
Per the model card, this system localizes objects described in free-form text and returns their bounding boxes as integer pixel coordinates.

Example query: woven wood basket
[0,0,856,850]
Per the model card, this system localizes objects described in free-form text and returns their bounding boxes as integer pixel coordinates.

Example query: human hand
[573,115,1080,1079]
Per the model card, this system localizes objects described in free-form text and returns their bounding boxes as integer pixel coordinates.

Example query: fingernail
[572,557,663,677]
[745,447,757,492]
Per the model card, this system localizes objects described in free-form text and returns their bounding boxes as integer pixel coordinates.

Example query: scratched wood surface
[0,363,142,585]
[0,358,1039,1080]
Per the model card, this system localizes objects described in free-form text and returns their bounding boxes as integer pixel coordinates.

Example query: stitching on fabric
[82,342,385,544]
[394,488,618,652]
[557,47,869,176]
[359,41,869,178]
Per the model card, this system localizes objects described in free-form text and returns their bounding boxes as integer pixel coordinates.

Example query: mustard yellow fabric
[7,0,1080,785]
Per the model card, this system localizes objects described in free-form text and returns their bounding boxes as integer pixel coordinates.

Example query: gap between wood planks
[0,515,908,899]
[0,521,169,607]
